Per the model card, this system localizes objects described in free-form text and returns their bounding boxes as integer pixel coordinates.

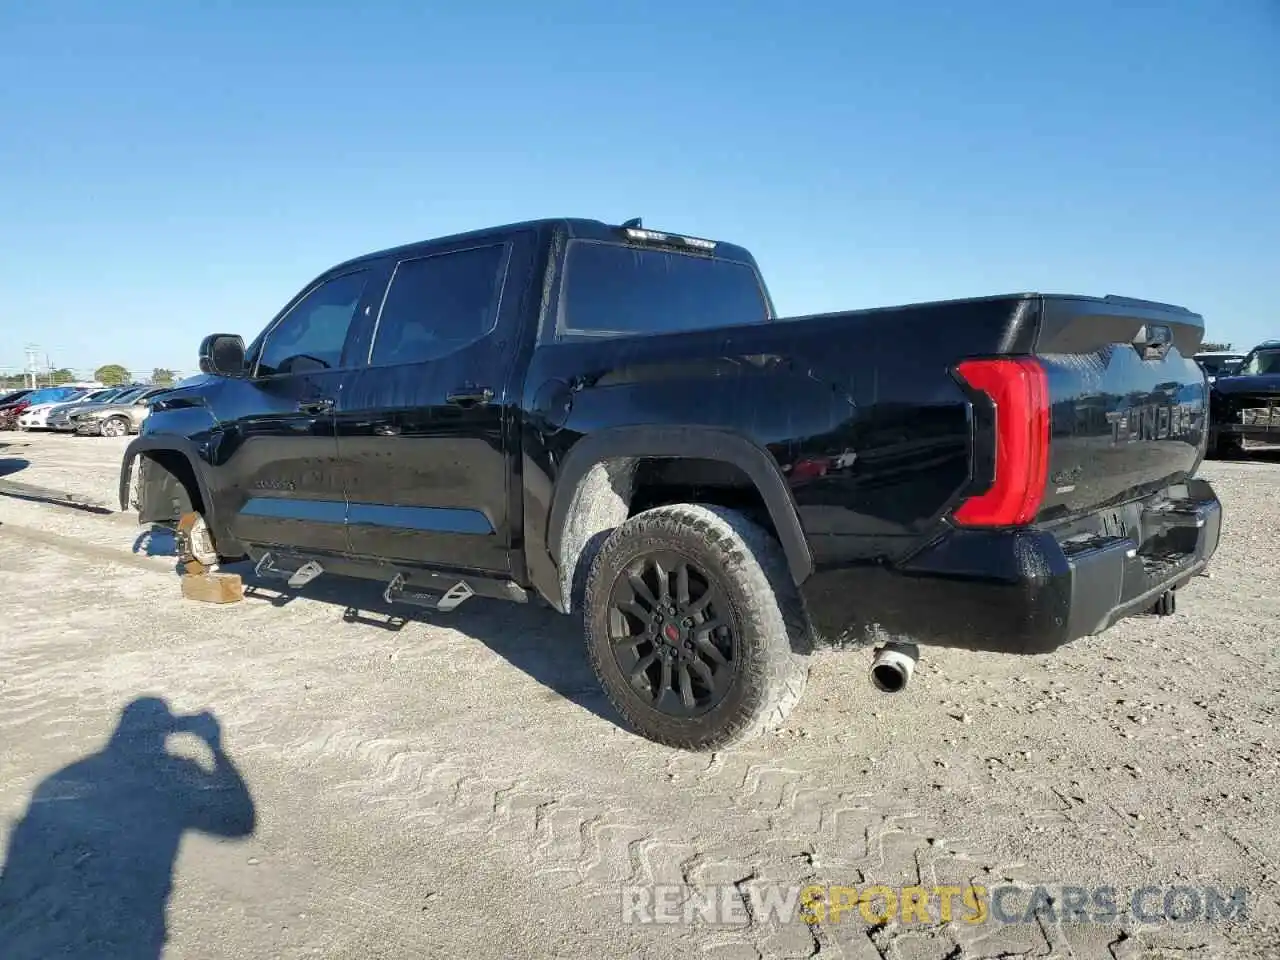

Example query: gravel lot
[0,431,1277,959]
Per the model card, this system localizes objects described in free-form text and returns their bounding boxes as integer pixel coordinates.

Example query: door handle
[446,387,494,407]
[298,398,334,414]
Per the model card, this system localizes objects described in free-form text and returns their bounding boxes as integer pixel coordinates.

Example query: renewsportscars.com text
[621,883,1249,927]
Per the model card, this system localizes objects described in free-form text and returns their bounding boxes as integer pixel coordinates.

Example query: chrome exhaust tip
[870,642,919,693]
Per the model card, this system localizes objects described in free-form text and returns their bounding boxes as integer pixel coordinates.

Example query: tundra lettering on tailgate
[1105,402,1197,444]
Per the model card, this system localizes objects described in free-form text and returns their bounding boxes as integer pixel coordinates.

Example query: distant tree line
[0,365,177,390]
[92,365,176,386]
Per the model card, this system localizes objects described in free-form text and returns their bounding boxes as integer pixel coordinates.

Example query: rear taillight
[952,357,1050,527]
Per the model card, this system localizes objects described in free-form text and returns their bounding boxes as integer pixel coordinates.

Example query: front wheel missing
[176,512,219,567]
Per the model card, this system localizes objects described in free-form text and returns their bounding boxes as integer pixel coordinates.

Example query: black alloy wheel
[606,550,739,717]
[584,503,811,751]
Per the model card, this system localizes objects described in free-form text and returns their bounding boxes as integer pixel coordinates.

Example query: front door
[222,266,386,555]
[336,233,534,574]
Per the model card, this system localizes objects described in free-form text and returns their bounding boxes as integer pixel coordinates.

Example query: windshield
[1239,349,1280,376]
[110,387,147,403]
[1196,356,1243,376]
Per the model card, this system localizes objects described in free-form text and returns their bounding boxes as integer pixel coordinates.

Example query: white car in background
[17,387,117,431]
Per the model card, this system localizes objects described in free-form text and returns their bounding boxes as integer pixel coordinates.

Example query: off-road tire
[584,503,811,750]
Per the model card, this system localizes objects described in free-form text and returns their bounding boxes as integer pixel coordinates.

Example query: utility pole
[24,344,40,389]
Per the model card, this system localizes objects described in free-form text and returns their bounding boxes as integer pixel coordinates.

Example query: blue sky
[1,1,1276,377]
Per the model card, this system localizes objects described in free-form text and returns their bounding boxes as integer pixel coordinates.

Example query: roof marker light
[621,226,718,251]
[624,227,671,243]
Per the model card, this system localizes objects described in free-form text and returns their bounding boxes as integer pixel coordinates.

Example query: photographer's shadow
[0,697,256,960]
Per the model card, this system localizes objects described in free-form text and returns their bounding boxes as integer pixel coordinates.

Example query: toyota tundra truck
[120,217,1223,750]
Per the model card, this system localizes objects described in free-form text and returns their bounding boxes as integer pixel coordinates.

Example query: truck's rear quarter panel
[528,291,1219,653]
[527,295,1037,569]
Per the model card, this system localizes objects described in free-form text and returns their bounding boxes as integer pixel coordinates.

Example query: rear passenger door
[336,232,536,574]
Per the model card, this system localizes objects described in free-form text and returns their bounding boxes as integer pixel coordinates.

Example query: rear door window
[559,240,769,336]
[368,243,509,367]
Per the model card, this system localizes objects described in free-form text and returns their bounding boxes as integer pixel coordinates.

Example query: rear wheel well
[136,450,206,525]
[628,458,778,538]
[557,456,783,612]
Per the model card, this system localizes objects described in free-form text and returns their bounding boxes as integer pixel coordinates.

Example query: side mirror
[199,334,247,378]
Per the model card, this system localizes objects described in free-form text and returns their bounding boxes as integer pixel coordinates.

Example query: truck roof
[324,222,1202,330]
[330,218,759,274]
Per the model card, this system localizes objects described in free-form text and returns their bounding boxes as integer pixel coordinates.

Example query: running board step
[384,573,474,612]
[287,560,324,588]
[247,549,527,606]
[253,552,324,588]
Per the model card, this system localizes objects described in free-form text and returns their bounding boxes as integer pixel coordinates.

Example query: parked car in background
[1193,350,1247,383]
[0,390,35,430]
[69,385,172,437]
[16,387,101,430]
[48,385,146,432]
[1207,339,1280,457]
[0,386,84,429]
[34,386,134,431]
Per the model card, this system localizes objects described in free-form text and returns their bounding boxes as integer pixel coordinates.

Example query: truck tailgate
[1031,295,1208,522]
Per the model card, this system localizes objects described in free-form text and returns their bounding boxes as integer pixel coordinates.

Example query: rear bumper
[801,480,1222,655]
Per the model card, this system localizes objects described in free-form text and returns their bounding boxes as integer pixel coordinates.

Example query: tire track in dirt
[0,510,1249,959]
[0,546,137,776]
[247,699,1027,960]
[0,516,1034,960]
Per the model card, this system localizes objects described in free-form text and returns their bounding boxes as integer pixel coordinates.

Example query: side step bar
[383,573,475,612]
[248,549,527,612]
[254,552,325,588]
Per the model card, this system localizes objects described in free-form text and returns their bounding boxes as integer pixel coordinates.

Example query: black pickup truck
[121,217,1222,750]
[1207,339,1280,457]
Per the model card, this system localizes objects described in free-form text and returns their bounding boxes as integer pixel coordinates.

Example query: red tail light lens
[952,357,1050,527]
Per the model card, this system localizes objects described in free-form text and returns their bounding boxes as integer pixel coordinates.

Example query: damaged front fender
[119,436,215,525]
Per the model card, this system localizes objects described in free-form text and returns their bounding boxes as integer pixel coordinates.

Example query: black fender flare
[120,435,219,531]
[547,425,814,586]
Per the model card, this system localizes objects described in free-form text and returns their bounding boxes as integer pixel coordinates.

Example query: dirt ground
[0,430,1277,960]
